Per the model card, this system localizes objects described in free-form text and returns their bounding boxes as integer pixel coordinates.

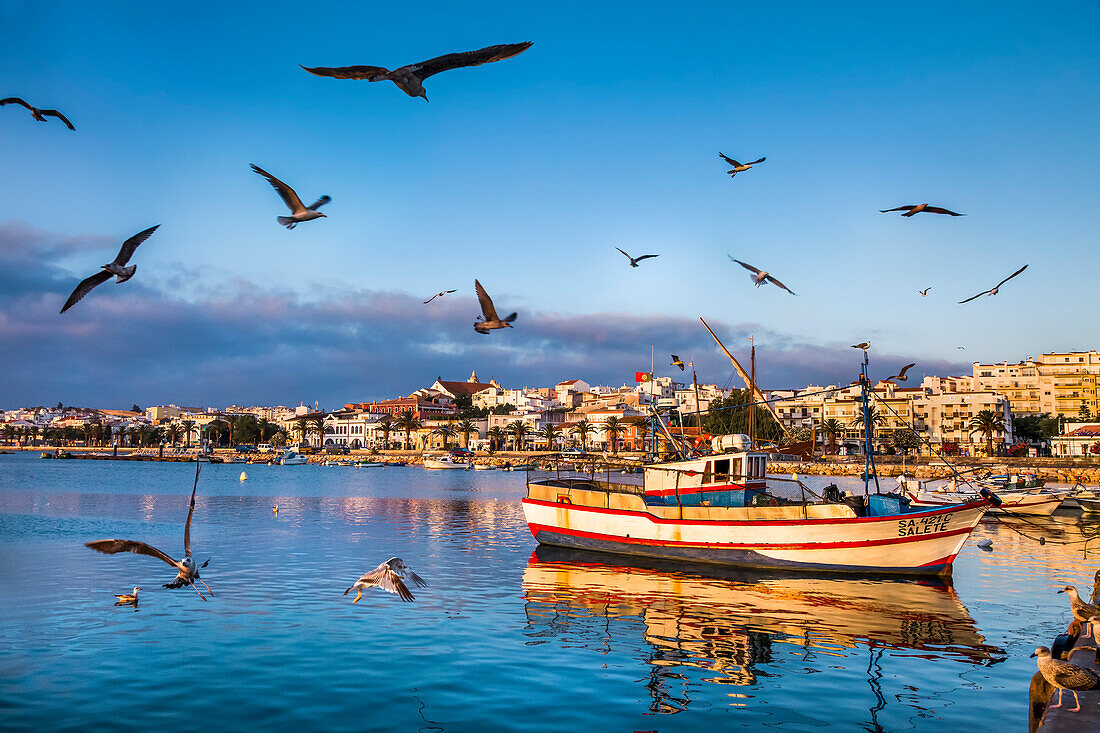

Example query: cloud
[0,222,971,409]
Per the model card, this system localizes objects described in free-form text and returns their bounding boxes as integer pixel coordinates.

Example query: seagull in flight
[956,346,966,350]
[958,265,1028,304]
[1,97,74,130]
[880,204,964,217]
[616,247,658,268]
[670,355,686,371]
[474,280,517,334]
[919,287,931,297]
[86,459,213,600]
[729,257,797,295]
[884,363,916,383]
[60,225,159,314]
[302,42,533,102]
[424,289,457,304]
[345,557,428,603]
[718,153,765,178]
[851,341,871,350]
[251,164,330,229]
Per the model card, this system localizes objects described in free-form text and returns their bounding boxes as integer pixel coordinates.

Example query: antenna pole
[748,336,756,444]
[860,352,881,496]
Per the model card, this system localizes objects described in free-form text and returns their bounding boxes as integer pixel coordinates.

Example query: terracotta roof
[557,379,581,386]
[435,380,495,396]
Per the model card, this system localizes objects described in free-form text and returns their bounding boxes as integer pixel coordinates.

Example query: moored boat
[423,454,471,469]
[899,476,1068,516]
[276,449,308,465]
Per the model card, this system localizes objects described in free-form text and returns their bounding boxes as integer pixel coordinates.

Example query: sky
[1,1,1097,409]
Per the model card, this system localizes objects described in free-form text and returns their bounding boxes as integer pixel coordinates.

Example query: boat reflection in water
[522,546,1004,718]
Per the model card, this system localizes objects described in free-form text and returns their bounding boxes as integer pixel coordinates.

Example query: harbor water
[1,452,1097,731]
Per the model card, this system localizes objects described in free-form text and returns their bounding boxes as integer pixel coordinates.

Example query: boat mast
[748,336,756,444]
[699,318,787,438]
[691,358,703,442]
[860,352,881,496]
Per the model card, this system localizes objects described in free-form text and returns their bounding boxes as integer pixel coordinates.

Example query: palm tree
[507,421,529,452]
[487,426,505,451]
[293,418,309,446]
[310,415,327,447]
[433,424,456,449]
[164,423,183,446]
[377,416,395,450]
[395,409,422,450]
[820,418,843,454]
[848,406,887,448]
[571,419,593,450]
[968,409,1006,457]
[1,424,14,445]
[456,419,477,449]
[23,425,39,447]
[180,419,196,447]
[601,416,626,454]
[626,417,649,453]
[538,424,559,452]
[207,419,229,447]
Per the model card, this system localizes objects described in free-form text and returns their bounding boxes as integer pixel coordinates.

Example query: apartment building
[972,351,1100,417]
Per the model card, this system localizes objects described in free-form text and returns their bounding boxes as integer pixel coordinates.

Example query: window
[702,461,713,484]
[714,459,730,481]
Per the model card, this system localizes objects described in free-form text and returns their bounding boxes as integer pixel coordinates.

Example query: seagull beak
[1057,589,1065,594]
[1029,651,1037,658]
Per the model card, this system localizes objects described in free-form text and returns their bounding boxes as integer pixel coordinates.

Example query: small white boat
[277,450,308,465]
[423,454,471,469]
[899,477,1067,516]
[473,463,495,470]
[356,461,385,468]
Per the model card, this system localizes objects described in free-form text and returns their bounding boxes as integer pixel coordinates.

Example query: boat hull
[522,495,989,576]
[910,490,1064,516]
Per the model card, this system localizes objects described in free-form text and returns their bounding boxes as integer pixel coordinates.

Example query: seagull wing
[353,563,415,602]
[994,264,1028,289]
[251,164,306,213]
[731,258,761,275]
[401,567,429,588]
[923,206,965,216]
[39,109,75,130]
[184,458,200,557]
[410,42,533,81]
[300,64,392,81]
[307,195,331,211]
[615,247,633,260]
[718,152,742,167]
[879,206,915,213]
[86,539,179,568]
[747,157,766,165]
[60,270,112,314]
[113,225,160,266]
[474,279,500,321]
[765,275,797,295]
[633,254,659,263]
[958,289,991,304]
[424,293,440,304]
[896,363,916,379]
[0,97,34,110]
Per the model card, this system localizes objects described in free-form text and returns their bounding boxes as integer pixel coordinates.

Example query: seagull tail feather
[277,216,297,228]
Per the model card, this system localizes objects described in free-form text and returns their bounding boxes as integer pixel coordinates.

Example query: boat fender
[978,488,1003,507]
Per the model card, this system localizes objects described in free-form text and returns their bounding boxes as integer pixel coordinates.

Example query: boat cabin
[643,435,770,507]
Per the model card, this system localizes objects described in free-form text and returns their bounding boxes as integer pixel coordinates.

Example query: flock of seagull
[85,459,428,605]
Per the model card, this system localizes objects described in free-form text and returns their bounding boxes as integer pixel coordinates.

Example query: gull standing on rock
[345,558,428,603]
[251,164,330,229]
[958,265,1028,304]
[473,280,517,334]
[60,225,159,314]
[85,459,213,600]
[1,97,74,129]
[880,204,965,217]
[718,153,765,178]
[301,42,533,102]
[1059,585,1100,624]
[1031,647,1100,713]
[729,257,797,295]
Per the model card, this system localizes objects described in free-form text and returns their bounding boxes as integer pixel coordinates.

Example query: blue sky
[1,2,1097,408]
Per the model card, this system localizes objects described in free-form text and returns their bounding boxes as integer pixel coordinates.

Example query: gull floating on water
[473,280,516,334]
[1060,585,1100,624]
[344,558,428,603]
[729,257,796,295]
[718,152,765,178]
[60,225,159,314]
[616,247,658,268]
[301,42,533,102]
[919,287,931,297]
[884,363,916,383]
[114,586,141,604]
[251,164,330,229]
[1031,646,1100,713]
[1,97,74,129]
[86,460,213,600]
[424,289,457,304]
[880,204,965,217]
[958,265,1028,304]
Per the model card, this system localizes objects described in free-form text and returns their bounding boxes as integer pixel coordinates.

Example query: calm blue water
[1,451,1097,731]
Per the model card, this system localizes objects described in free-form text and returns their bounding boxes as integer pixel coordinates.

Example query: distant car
[297,443,316,455]
[324,444,350,455]
[257,443,273,453]
[561,447,587,457]
[234,444,257,453]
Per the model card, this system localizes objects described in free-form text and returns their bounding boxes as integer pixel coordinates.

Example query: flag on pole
[635,371,653,383]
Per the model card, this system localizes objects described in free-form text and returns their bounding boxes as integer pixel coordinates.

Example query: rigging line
[868,391,979,489]
[677,384,854,422]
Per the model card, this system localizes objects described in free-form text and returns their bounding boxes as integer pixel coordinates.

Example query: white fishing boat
[277,449,308,465]
[472,463,495,470]
[524,433,995,576]
[898,476,1067,516]
[423,454,471,469]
